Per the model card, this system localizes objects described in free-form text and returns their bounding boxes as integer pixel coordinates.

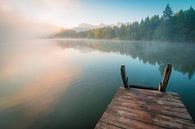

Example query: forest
[54,5,195,42]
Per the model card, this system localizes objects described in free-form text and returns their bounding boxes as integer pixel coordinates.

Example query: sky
[0,0,195,37]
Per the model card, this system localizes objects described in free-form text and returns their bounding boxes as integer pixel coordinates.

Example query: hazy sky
[1,0,195,29]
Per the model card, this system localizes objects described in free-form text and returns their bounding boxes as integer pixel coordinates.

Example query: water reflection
[0,39,195,129]
[0,40,80,129]
[57,39,195,79]
[55,39,195,124]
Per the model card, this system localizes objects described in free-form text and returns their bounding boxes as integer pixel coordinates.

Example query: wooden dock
[95,64,195,129]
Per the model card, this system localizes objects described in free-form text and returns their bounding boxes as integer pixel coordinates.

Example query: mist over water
[0,0,195,128]
[0,39,195,129]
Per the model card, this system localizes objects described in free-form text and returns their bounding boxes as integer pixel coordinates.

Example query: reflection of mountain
[56,39,195,79]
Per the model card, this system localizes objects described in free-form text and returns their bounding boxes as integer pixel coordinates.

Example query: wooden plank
[114,89,192,120]
[106,105,194,129]
[114,94,184,108]
[110,100,191,120]
[94,121,123,129]
[118,87,180,98]
[116,91,185,108]
[95,87,195,129]
[115,91,186,109]
[101,112,165,129]
[115,90,188,111]
[117,88,185,109]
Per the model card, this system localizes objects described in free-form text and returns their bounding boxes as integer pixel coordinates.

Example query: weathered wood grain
[95,87,195,129]
[159,64,172,92]
[101,112,165,129]
[94,121,123,129]
[109,101,191,120]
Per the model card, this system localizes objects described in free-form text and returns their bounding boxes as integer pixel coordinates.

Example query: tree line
[54,5,195,42]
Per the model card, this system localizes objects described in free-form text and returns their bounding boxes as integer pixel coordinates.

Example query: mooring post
[120,65,129,89]
[159,64,172,92]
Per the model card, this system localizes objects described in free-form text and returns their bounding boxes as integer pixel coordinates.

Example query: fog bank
[0,1,61,41]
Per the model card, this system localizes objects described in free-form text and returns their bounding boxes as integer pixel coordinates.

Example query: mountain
[72,23,106,32]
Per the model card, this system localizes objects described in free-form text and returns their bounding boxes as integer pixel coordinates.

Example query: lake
[0,39,195,129]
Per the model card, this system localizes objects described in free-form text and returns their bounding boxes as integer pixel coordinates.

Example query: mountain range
[72,23,106,32]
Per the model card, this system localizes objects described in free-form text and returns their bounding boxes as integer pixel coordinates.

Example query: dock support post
[159,64,172,92]
[121,65,129,89]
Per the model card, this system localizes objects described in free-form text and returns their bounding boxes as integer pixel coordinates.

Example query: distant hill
[72,23,106,32]
[52,23,106,38]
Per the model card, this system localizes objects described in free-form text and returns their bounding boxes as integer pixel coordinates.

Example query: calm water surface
[0,39,195,129]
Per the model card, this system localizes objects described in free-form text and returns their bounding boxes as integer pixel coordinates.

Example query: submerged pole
[159,64,172,92]
[120,65,129,89]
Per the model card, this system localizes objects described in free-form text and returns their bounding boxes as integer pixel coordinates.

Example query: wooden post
[159,64,172,92]
[120,65,129,89]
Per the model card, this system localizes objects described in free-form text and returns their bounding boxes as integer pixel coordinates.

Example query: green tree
[163,4,173,20]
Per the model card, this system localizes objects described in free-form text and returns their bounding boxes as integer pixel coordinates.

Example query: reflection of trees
[159,65,165,77]
[56,39,195,79]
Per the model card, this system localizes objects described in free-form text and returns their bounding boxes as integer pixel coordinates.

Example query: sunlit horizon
[1,0,195,30]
